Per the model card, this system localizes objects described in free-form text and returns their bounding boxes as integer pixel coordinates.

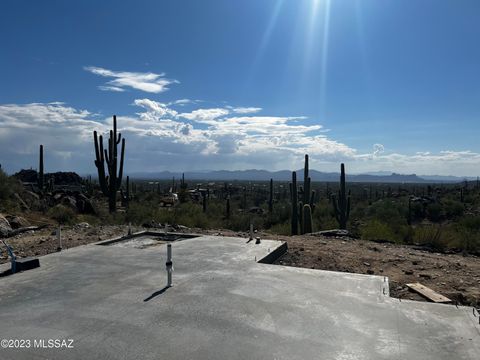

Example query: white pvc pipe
[166,244,173,287]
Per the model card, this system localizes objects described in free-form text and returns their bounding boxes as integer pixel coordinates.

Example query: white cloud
[168,99,197,106]
[1,101,479,176]
[133,99,178,120]
[84,66,178,93]
[373,143,384,156]
[231,107,262,114]
[98,85,125,92]
[178,108,230,123]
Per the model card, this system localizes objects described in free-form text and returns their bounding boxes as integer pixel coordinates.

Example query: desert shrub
[268,222,291,236]
[312,199,337,230]
[227,213,253,232]
[125,202,156,225]
[361,220,397,242]
[175,203,209,228]
[455,216,480,254]
[47,205,76,225]
[426,203,443,222]
[413,225,448,251]
[0,169,23,211]
[0,168,12,200]
[409,202,424,221]
[365,199,405,225]
[443,200,464,218]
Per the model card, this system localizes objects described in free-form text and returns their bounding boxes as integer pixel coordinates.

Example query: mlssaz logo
[33,339,74,349]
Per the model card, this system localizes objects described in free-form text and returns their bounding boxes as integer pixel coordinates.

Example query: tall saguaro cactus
[38,144,44,191]
[303,204,313,234]
[268,178,273,213]
[332,163,350,229]
[93,115,125,212]
[290,171,298,235]
[303,154,309,204]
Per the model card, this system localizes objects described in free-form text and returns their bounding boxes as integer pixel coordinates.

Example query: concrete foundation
[0,235,478,359]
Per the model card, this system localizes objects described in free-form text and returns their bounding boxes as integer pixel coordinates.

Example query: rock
[313,229,350,237]
[75,222,90,229]
[0,214,12,237]
[75,194,95,214]
[419,273,432,279]
[13,169,38,183]
[61,196,77,210]
[404,270,414,275]
[5,215,30,229]
[367,269,375,275]
[363,262,371,267]
[47,171,82,185]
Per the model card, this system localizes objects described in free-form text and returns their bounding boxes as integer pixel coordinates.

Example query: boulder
[61,196,77,210]
[312,229,351,237]
[5,215,30,229]
[13,169,38,183]
[75,194,95,214]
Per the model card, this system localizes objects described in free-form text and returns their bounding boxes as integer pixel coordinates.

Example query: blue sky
[1,0,480,175]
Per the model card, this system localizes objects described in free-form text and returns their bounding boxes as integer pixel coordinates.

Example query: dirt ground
[273,234,480,306]
[0,224,129,264]
[2,225,479,306]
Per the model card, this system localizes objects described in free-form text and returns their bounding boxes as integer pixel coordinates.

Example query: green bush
[426,203,443,222]
[0,168,23,212]
[455,216,480,254]
[47,205,76,225]
[413,225,447,251]
[361,220,397,242]
[443,200,464,218]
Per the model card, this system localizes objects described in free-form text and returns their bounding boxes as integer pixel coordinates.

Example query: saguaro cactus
[331,163,350,229]
[303,154,315,213]
[268,178,273,213]
[121,176,130,209]
[303,154,309,204]
[290,171,298,235]
[303,204,313,234]
[93,115,125,213]
[38,145,44,191]
[226,196,231,219]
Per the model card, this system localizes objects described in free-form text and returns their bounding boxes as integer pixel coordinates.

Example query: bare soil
[0,224,129,263]
[2,225,479,306]
[273,234,480,306]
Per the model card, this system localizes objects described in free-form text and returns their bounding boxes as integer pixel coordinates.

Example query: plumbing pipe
[1,240,16,274]
[166,244,173,287]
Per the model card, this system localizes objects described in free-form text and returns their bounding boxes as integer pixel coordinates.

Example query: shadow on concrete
[143,285,171,302]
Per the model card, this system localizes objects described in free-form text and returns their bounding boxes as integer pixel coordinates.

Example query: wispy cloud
[84,66,178,93]
[231,107,262,114]
[98,85,125,92]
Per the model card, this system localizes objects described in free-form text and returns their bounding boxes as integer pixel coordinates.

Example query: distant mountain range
[127,169,477,183]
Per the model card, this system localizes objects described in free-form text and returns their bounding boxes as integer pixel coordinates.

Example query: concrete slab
[0,235,478,359]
